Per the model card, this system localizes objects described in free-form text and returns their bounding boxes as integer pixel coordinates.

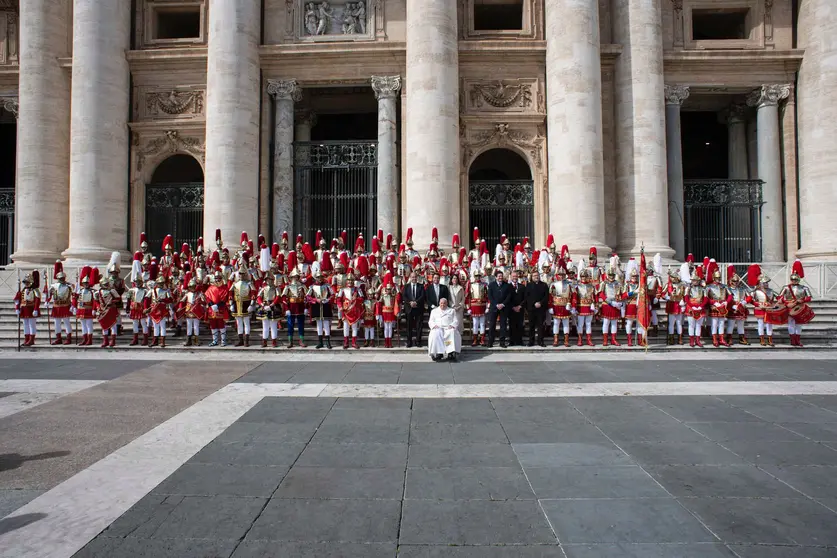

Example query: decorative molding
[370,75,401,100]
[267,79,303,102]
[136,130,205,172]
[461,121,545,171]
[463,79,542,115]
[746,83,791,108]
[146,90,204,116]
[1,94,17,118]
[664,85,690,106]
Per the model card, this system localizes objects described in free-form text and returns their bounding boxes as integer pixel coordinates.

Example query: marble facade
[2,0,834,265]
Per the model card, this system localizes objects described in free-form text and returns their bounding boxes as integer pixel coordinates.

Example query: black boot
[316,335,324,349]
[325,336,332,349]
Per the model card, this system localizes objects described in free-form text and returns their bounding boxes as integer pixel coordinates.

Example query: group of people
[12,226,816,352]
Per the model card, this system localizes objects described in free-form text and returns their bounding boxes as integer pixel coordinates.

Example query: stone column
[664,85,689,261]
[11,0,70,265]
[405,0,459,247]
[203,0,261,245]
[797,0,837,260]
[726,104,749,180]
[613,0,673,259]
[294,108,316,237]
[267,80,301,242]
[545,0,609,254]
[747,84,791,262]
[62,0,131,263]
[294,109,316,142]
[371,75,402,238]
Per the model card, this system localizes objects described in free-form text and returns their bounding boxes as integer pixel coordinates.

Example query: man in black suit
[425,272,451,313]
[486,270,512,348]
[402,272,426,347]
[524,270,550,347]
[507,270,526,346]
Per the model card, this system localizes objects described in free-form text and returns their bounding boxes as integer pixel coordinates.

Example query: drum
[765,305,789,325]
[789,303,815,325]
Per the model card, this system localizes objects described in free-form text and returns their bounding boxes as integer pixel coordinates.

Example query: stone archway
[144,154,204,255]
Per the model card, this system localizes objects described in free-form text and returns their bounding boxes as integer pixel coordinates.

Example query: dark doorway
[145,154,204,256]
[0,111,16,266]
[681,111,728,180]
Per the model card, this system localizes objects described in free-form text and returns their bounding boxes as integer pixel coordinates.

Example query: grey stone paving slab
[276,467,405,499]
[0,392,13,398]
[148,495,267,541]
[397,546,565,557]
[524,466,669,499]
[230,540,397,558]
[681,497,837,545]
[341,370,403,384]
[505,369,570,383]
[759,466,837,499]
[246,498,400,542]
[411,399,498,423]
[322,407,412,427]
[792,395,837,412]
[646,465,801,498]
[720,441,837,466]
[492,399,588,424]
[234,366,297,383]
[288,369,352,383]
[151,463,287,497]
[0,488,43,517]
[350,363,402,372]
[777,422,837,441]
[215,422,319,444]
[295,442,408,468]
[500,420,612,444]
[569,397,673,423]
[98,494,181,538]
[513,443,633,468]
[686,422,807,442]
[719,396,837,423]
[332,397,412,410]
[406,443,520,468]
[190,440,307,468]
[594,420,709,443]
[74,536,240,558]
[404,467,535,500]
[618,441,747,466]
[409,421,509,445]
[452,370,513,384]
[450,362,506,374]
[561,543,737,558]
[0,359,150,380]
[726,545,837,558]
[399,369,455,384]
[541,498,716,544]
[401,363,453,374]
[399,500,557,545]
[645,396,765,423]
[311,420,410,444]
[236,398,335,424]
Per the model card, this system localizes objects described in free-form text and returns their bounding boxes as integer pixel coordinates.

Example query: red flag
[638,248,651,332]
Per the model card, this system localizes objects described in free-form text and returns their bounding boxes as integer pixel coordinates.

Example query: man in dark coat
[402,272,426,347]
[507,270,526,346]
[424,272,451,313]
[524,270,550,346]
[486,270,512,348]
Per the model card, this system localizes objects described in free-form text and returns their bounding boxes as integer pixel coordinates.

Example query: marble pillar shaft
[613,0,672,258]
[372,76,402,239]
[664,86,689,262]
[63,0,131,262]
[268,80,299,243]
[545,0,608,253]
[405,0,460,247]
[727,106,749,180]
[204,0,261,245]
[13,0,70,264]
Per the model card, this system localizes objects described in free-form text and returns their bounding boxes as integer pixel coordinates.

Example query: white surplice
[427,306,462,356]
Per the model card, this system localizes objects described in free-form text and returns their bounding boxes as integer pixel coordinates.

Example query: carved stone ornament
[0,95,18,119]
[137,130,205,171]
[146,90,204,116]
[267,79,303,102]
[470,81,533,109]
[462,122,545,170]
[746,84,791,108]
[725,103,748,124]
[298,0,375,39]
[370,75,401,100]
[663,85,690,106]
[764,0,774,42]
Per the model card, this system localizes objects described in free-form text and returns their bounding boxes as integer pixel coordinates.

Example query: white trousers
[625,319,646,337]
[726,319,745,335]
[364,326,376,340]
[650,309,658,326]
[81,319,94,335]
[235,316,251,335]
[131,318,149,334]
[153,321,167,337]
[315,319,332,336]
[383,321,395,338]
[577,315,593,334]
[668,314,683,334]
[552,317,570,335]
[757,318,773,336]
[103,326,118,336]
[186,318,201,337]
[261,320,278,339]
[687,316,704,336]
[472,315,485,334]
[787,317,802,335]
[343,321,359,337]
[602,317,618,335]
[23,318,37,335]
[710,317,725,335]
[53,317,72,334]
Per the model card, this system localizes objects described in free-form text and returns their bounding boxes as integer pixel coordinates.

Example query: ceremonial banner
[638,248,651,332]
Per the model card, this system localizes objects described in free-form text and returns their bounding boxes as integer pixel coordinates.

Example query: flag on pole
[638,246,651,333]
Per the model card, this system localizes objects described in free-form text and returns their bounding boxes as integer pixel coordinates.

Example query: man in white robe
[428,298,462,361]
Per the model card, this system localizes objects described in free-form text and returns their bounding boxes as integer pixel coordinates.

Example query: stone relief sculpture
[316,1,333,35]
[304,2,319,35]
[303,0,368,36]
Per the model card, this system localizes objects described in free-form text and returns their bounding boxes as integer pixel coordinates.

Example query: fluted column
[726,104,749,180]
[372,75,402,238]
[613,0,673,259]
[12,0,70,265]
[747,84,790,262]
[545,0,608,254]
[267,79,301,242]
[664,85,689,261]
[405,0,459,247]
[797,0,837,260]
[203,0,261,245]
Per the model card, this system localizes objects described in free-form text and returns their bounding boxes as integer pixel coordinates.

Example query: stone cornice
[126,48,208,73]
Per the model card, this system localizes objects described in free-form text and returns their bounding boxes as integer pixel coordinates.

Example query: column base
[9,249,65,267]
[560,242,613,262]
[61,247,132,267]
[615,244,677,263]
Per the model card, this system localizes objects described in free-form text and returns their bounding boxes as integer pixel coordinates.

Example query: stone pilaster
[371,75,402,239]
[797,0,837,260]
[664,85,689,261]
[13,0,70,265]
[747,84,791,262]
[267,79,301,243]
[203,0,261,246]
[726,103,749,180]
[405,0,459,247]
[62,0,131,263]
[613,0,673,259]
[545,0,609,254]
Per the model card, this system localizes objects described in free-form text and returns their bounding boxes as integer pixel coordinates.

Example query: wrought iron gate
[293,141,378,242]
[684,179,764,262]
[0,188,13,266]
[469,180,534,249]
[145,182,204,256]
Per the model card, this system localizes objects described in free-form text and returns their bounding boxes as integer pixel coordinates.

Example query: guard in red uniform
[205,271,231,347]
[48,262,74,345]
[74,266,99,346]
[96,276,121,347]
[126,276,151,346]
[376,272,400,348]
[466,269,488,346]
[684,270,708,348]
[15,271,41,346]
[338,273,364,349]
[780,260,815,347]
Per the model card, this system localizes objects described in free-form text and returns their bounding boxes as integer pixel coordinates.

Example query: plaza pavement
[0,354,837,557]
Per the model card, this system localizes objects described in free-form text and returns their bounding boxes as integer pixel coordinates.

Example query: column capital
[294,108,317,128]
[664,85,690,106]
[1,95,19,119]
[267,79,302,102]
[371,75,402,100]
[724,103,748,125]
[747,84,791,108]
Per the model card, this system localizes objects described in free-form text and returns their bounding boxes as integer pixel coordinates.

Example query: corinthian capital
[664,85,690,106]
[747,84,791,108]
[1,96,19,119]
[267,79,302,102]
[371,75,402,100]
[724,103,748,125]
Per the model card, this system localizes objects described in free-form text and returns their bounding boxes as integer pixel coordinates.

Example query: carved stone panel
[136,86,205,122]
[294,0,378,42]
[0,8,19,66]
[135,129,205,172]
[463,79,543,115]
[461,121,546,172]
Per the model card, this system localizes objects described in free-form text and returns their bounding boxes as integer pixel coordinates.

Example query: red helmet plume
[320,251,333,273]
[473,227,480,245]
[356,255,369,277]
[315,230,323,246]
[431,227,438,243]
[302,242,315,264]
[240,231,249,246]
[377,229,384,243]
[53,261,64,280]
[792,259,805,278]
[354,234,365,253]
[371,237,381,254]
[452,233,460,247]
[271,243,280,259]
[287,250,298,271]
[386,233,393,251]
[546,233,555,249]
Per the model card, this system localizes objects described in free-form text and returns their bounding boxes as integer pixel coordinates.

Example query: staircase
[2,300,836,351]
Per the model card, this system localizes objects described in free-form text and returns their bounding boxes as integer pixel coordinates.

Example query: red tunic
[375,294,400,323]
[14,288,41,318]
[204,284,231,320]
[466,282,488,316]
[339,288,364,325]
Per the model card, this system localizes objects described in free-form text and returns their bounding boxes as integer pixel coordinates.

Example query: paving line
[0,380,106,419]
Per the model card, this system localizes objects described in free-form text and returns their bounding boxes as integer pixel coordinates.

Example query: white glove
[679,301,686,309]
[609,301,618,308]
[33,310,39,317]
[565,303,571,311]
[664,295,671,301]
[212,304,219,312]
[548,308,554,315]
[304,309,309,316]
[653,298,658,305]
[590,304,596,312]
[571,308,578,316]
[247,304,255,312]
[285,310,291,317]
[15,309,19,317]
[71,307,77,316]
[713,302,721,308]
[467,309,472,316]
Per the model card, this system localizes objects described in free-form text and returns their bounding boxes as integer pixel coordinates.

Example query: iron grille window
[145,182,204,256]
[0,188,13,266]
[469,180,534,250]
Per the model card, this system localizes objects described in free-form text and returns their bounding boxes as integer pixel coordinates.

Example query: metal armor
[549,280,573,305]
[668,282,686,303]
[622,282,640,305]
[600,281,622,304]
[231,280,253,317]
[751,287,776,308]
[469,281,488,302]
[783,284,812,301]
[50,282,73,306]
[687,285,707,304]
[706,283,729,303]
[576,283,596,306]
[282,283,306,303]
